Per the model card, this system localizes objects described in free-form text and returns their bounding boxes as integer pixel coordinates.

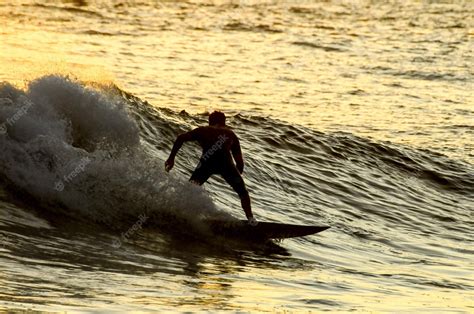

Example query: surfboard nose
[205,219,330,241]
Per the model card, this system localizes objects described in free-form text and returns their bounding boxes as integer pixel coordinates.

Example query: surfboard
[205,219,330,241]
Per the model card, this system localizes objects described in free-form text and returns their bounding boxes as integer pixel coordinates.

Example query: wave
[292,41,346,52]
[363,66,468,82]
[227,114,474,194]
[0,75,228,233]
[24,3,104,18]
[0,75,472,243]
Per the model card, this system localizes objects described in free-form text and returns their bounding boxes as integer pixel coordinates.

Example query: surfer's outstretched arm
[165,130,199,171]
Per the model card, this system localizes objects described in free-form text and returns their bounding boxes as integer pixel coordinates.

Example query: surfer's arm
[165,129,200,171]
[231,136,244,174]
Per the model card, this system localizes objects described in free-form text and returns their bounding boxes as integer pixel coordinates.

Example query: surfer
[165,111,257,225]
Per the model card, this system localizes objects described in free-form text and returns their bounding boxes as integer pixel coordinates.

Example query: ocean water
[0,0,473,312]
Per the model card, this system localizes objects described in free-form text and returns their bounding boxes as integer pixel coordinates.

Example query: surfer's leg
[221,167,253,219]
[240,191,252,220]
[189,162,213,185]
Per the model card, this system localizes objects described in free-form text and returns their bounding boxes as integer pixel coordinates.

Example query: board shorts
[190,160,248,197]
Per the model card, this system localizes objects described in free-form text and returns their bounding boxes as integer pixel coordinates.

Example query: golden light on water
[0,0,473,312]
[0,29,113,86]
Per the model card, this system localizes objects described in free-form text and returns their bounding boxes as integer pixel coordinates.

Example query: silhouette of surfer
[165,111,257,225]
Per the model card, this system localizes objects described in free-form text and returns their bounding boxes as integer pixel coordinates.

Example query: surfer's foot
[247,217,258,226]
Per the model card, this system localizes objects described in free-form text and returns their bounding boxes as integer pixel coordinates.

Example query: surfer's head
[209,111,226,126]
